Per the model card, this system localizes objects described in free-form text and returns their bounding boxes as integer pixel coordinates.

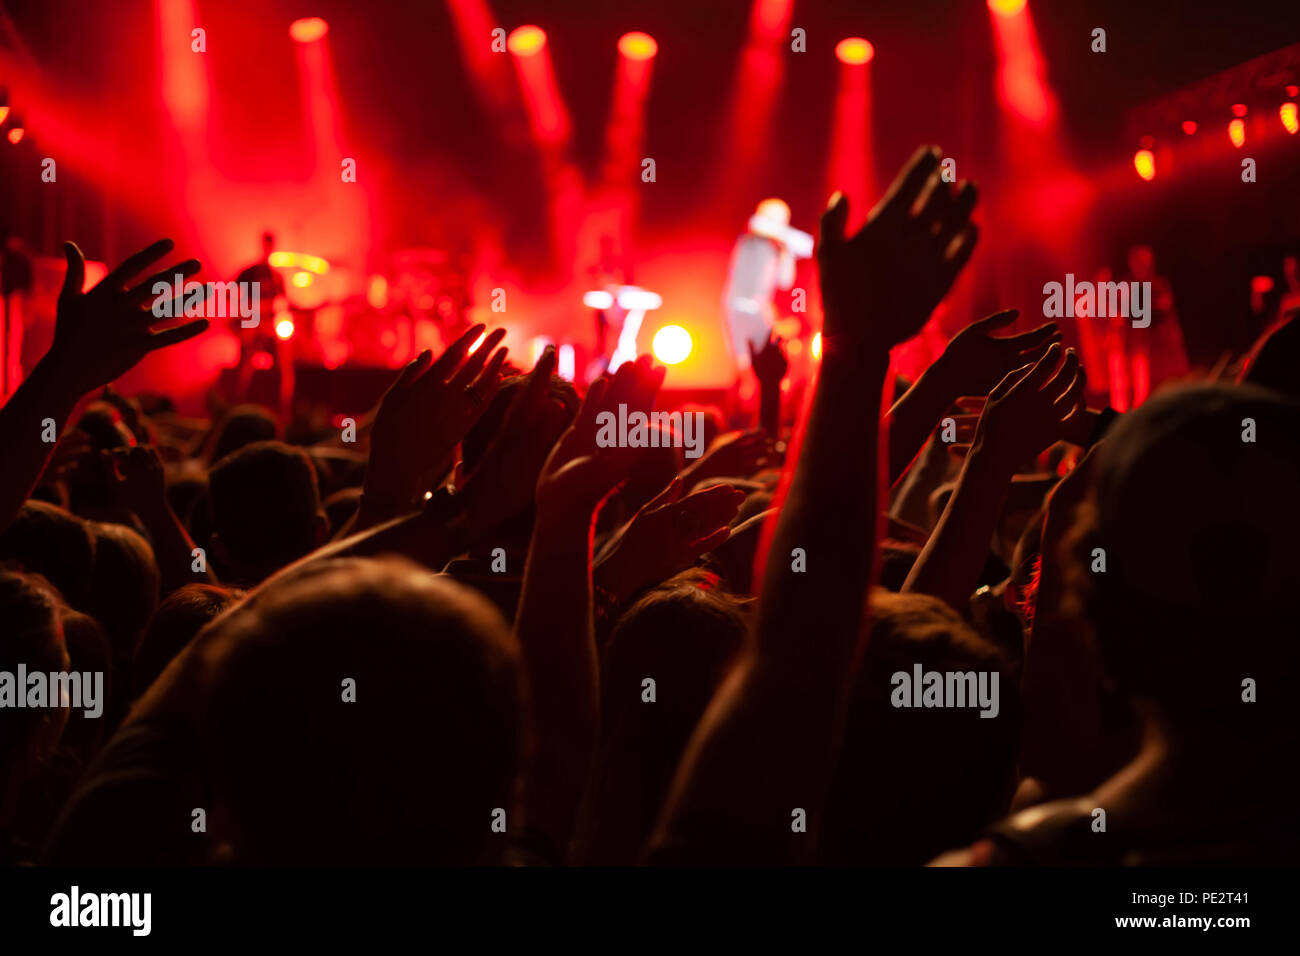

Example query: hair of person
[198,558,524,864]
[822,589,1021,865]
[0,500,96,612]
[207,440,323,583]
[1073,383,1300,726]
[0,571,69,770]
[134,584,240,699]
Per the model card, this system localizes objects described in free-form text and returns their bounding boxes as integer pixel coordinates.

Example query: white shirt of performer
[724,198,798,364]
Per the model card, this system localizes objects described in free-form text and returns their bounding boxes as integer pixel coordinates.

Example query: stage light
[617,287,663,311]
[558,344,576,381]
[275,318,295,340]
[291,271,313,288]
[507,25,546,57]
[1133,149,1155,181]
[1229,118,1246,147]
[652,325,692,365]
[1231,103,1248,117]
[583,290,615,310]
[835,37,874,65]
[987,0,1027,16]
[6,127,23,145]
[1181,120,1197,135]
[299,254,329,274]
[269,251,297,268]
[618,31,658,60]
[0,106,8,125]
[1251,275,1275,295]
[811,332,822,360]
[1281,102,1299,135]
[289,17,329,43]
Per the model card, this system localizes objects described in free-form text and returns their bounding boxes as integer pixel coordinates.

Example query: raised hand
[936,309,1061,397]
[817,146,978,352]
[51,239,209,392]
[366,323,508,508]
[682,427,774,485]
[534,355,666,520]
[974,344,1087,467]
[748,332,788,386]
[596,477,745,601]
[456,347,572,535]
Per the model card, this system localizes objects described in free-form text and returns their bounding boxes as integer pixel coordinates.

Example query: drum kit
[277,247,474,370]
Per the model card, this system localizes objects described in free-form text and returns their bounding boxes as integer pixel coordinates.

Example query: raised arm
[513,355,664,854]
[651,146,981,863]
[886,308,1060,484]
[903,346,1085,612]
[0,240,207,530]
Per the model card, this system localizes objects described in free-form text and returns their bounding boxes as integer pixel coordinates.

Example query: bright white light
[652,325,692,365]
[616,287,663,311]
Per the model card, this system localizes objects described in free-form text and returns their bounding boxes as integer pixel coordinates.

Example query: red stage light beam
[445,0,514,116]
[706,0,793,210]
[157,0,210,133]
[597,32,658,250]
[827,39,875,233]
[508,25,571,147]
[988,0,1055,126]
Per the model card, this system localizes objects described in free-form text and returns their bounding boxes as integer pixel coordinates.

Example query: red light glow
[988,0,1027,16]
[1281,103,1299,135]
[835,37,874,65]
[1133,149,1155,181]
[507,25,546,57]
[618,31,658,60]
[289,17,329,43]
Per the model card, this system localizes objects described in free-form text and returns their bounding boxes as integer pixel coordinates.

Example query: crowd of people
[1,146,1297,866]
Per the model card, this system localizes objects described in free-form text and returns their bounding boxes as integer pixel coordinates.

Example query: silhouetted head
[0,572,69,786]
[1076,384,1300,728]
[824,590,1021,865]
[209,404,279,465]
[134,584,239,698]
[208,441,326,584]
[198,558,524,864]
[0,500,95,611]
